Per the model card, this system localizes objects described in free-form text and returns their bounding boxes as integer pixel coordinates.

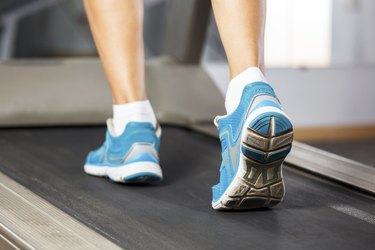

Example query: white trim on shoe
[106,161,163,182]
[84,164,107,177]
[246,106,290,125]
[84,161,163,183]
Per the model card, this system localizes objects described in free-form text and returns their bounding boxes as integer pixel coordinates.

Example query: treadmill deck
[0,126,374,249]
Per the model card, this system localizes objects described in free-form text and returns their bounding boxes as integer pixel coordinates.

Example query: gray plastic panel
[0,58,225,126]
[0,171,122,250]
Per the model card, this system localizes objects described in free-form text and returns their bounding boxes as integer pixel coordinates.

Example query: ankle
[112,100,156,136]
[225,67,267,114]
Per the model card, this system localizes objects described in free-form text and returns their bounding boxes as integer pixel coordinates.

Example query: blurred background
[3,0,374,66]
[0,0,374,165]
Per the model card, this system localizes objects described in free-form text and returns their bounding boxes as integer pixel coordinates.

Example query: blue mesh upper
[85,122,160,167]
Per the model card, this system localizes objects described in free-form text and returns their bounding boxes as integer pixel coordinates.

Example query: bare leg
[210,1,293,211]
[83,1,162,182]
[84,0,145,104]
[211,0,266,79]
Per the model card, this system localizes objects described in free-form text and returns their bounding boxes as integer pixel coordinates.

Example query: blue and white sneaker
[84,119,162,183]
[212,81,294,210]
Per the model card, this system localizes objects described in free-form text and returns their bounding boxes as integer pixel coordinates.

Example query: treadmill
[0,1,374,249]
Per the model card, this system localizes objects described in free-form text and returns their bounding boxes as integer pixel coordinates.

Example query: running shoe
[84,119,162,183]
[212,81,293,210]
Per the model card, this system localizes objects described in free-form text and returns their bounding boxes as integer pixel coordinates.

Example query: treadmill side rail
[286,141,375,195]
[0,172,122,250]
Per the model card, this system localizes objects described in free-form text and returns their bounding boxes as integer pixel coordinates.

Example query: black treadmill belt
[0,127,374,249]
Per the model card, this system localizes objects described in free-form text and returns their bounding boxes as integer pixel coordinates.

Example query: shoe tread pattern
[218,114,293,210]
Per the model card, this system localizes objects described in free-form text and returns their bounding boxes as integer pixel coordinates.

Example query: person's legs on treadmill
[211,0,294,210]
[82,0,162,183]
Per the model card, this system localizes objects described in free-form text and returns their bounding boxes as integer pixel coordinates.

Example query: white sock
[112,100,157,136]
[225,67,268,114]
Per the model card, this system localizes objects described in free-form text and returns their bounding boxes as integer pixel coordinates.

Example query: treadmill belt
[0,126,374,249]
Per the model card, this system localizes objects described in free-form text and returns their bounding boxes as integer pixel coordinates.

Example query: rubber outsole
[123,172,162,183]
[84,161,163,184]
[213,114,293,210]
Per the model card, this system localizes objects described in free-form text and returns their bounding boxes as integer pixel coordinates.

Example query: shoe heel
[242,113,293,164]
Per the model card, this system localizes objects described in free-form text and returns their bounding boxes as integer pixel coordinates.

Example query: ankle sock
[225,67,268,114]
[112,100,156,136]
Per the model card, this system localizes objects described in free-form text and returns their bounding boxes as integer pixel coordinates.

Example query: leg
[84,0,145,104]
[83,0,162,183]
[211,0,294,210]
[212,0,266,78]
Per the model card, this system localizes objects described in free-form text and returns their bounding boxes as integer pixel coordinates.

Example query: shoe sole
[212,111,293,210]
[84,161,163,183]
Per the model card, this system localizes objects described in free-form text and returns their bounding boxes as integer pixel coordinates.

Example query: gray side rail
[286,141,375,195]
[0,172,122,250]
